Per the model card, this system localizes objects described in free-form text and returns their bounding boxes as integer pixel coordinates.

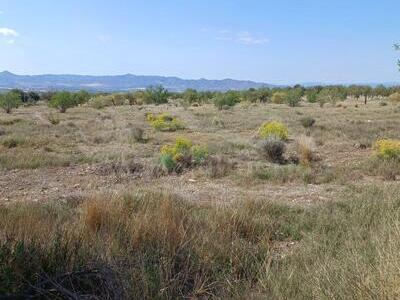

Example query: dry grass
[0,99,400,298]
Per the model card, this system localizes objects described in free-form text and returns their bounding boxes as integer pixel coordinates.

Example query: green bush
[300,116,316,128]
[213,92,240,110]
[49,92,76,113]
[0,92,22,114]
[285,88,303,107]
[143,85,169,105]
[160,137,208,173]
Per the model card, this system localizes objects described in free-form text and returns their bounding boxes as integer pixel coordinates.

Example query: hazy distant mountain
[0,71,274,92]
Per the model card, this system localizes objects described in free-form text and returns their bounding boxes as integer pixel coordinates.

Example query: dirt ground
[0,99,398,205]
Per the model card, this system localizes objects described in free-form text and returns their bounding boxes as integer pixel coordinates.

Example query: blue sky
[0,0,399,84]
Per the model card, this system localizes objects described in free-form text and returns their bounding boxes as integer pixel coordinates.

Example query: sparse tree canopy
[49,91,76,113]
[0,91,22,114]
[143,85,169,105]
[395,44,400,70]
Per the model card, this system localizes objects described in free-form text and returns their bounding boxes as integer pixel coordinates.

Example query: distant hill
[0,71,274,92]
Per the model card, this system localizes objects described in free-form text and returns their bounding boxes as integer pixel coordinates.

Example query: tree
[183,89,200,104]
[49,91,76,113]
[73,90,91,105]
[317,88,342,107]
[395,44,400,70]
[213,91,240,110]
[0,91,22,113]
[285,88,303,107]
[306,89,318,103]
[143,85,169,105]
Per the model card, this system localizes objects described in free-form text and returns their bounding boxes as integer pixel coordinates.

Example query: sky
[0,0,399,84]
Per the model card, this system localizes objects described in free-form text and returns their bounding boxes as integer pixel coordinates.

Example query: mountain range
[0,71,273,92]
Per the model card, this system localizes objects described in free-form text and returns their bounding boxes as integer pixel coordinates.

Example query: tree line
[1,84,400,114]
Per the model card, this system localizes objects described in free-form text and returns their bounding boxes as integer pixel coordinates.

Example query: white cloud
[236,31,269,45]
[214,29,268,45]
[0,27,19,37]
[96,34,110,43]
[6,39,15,44]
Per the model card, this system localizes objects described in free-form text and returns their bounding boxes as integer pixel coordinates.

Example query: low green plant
[300,116,316,128]
[47,113,60,125]
[159,137,208,172]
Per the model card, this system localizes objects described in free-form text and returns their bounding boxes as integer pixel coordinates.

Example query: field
[1,98,400,299]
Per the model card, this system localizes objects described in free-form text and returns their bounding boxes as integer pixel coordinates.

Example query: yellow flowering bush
[146,113,185,131]
[258,121,289,140]
[159,137,208,172]
[374,139,400,160]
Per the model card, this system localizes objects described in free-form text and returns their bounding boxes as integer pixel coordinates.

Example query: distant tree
[317,88,342,107]
[0,91,22,113]
[285,88,303,107]
[27,91,40,102]
[395,44,400,70]
[305,89,318,103]
[361,86,373,105]
[49,91,76,113]
[373,85,390,98]
[213,91,240,109]
[73,90,91,105]
[143,85,169,105]
[183,89,200,104]
[271,91,287,104]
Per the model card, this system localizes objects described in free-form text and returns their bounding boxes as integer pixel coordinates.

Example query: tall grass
[1,186,400,299]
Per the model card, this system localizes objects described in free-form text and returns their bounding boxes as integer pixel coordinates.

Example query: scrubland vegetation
[1,84,400,299]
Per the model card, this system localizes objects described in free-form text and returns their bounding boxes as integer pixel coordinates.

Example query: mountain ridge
[0,71,274,92]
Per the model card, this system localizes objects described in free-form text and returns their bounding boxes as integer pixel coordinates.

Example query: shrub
[297,135,316,166]
[388,92,400,103]
[258,121,289,140]
[47,113,60,125]
[0,92,22,114]
[306,90,318,103]
[374,139,400,160]
[2,137,21,148]
[206,155,235,178]
[213,92,240,110]
[159,137,208,173]
[130,127,144,142]
[146,113,185,131]
[143,85,169,105]
[89,95,110,109]
[285,88,303,107]
[257,137,286,163]
[271,92,286,104]
[49,91,76,113]
[300,116,316,128]
[73,90,91,105]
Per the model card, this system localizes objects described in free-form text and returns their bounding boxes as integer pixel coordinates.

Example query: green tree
[183,89,200,104]
[49,91,76,113]
[285,88,303,107]
[73,90,91,105]
[395,44,399,70]
[213,91,240,110]
[143,85,169,105]
[306,89,318,103]
[0,92,22,113]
